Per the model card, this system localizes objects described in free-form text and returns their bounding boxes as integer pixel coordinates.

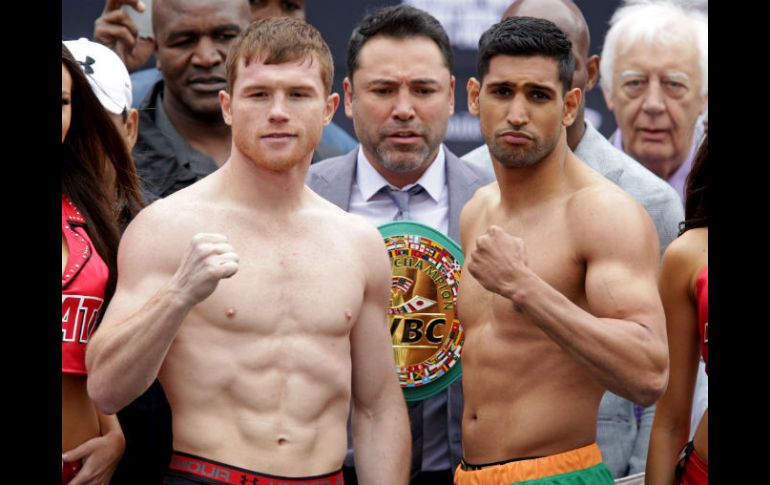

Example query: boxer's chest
[192,231,364,338]
[459,208,586,331]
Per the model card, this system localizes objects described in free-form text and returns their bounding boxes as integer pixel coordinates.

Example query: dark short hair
[226,17,334,95]
[346,4,453,79]
[477,16,574,93]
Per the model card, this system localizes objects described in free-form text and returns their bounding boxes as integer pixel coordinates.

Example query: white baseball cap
[64,38,132,115]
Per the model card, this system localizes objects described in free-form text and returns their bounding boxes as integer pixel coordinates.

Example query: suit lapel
[313,148,483,243]
[313,150,357,211]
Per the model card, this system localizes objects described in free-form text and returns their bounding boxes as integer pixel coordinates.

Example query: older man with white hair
[601,0,708,201]
[599,2,709,479]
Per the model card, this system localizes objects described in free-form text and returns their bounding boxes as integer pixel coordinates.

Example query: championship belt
[378,221,464,402]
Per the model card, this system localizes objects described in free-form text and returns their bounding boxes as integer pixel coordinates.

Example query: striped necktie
[383,184,424,221]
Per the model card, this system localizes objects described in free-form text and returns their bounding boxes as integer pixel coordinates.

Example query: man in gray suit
[307,5,493,484]
[460,0,683,478]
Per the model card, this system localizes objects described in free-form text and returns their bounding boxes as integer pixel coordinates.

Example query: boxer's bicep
[576,189,663,333]
[100,205,182,329]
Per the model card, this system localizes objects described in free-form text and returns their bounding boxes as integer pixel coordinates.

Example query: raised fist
[467,225,529,300]
[169,233,239,306]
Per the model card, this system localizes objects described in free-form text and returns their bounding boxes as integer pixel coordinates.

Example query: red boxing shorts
[166,450,345,485]
[62,459,82,484]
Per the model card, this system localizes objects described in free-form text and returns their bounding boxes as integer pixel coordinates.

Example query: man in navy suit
[307,5,493,485]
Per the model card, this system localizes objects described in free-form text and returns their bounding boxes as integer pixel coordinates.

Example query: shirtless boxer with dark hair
[455,16,668,485]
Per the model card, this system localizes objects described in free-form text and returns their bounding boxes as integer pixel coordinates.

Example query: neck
[162,90,231,165]
[645,156,687,181]
[566,115,586,151]
[216,149,312,214]
[493,135,572,210]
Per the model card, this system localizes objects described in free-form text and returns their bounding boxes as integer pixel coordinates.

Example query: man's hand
[168,233,240,307]
[467,225,531,304]
[93,0,154,72]
[61,427,125,485]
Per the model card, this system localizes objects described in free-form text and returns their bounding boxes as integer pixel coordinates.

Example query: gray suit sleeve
[651,191,685,254]
[628,403,655,475]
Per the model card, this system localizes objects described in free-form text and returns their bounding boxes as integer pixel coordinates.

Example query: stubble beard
[486,132,553,169]
[374,141,432,174]
[238,134,308,173]
[368,126,441,174]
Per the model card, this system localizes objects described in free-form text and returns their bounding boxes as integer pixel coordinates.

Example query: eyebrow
[662,71,692,83]
[485,81,557,94]
[619,70,693,82]
[165,24,242,43]
[211,24,243,35]
[241,82,319,93]
[619,70,646,80]
[365,78,440,87]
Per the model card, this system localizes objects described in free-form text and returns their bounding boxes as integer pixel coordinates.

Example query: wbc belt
[378,221,465,402]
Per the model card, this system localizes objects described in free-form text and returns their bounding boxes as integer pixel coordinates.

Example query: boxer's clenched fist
[467,225,530,300]
[168,233,239,306]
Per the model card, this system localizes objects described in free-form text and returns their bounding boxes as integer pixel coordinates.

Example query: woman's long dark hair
[679,134,708,235]
[62,43,144,302]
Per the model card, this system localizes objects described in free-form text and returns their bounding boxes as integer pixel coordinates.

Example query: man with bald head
[462,2,684,478]
[96,0,253,199]
[93,0,356,170]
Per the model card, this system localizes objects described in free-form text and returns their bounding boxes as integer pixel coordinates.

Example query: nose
[391,87,416,122]
[268,93,289,123]
[641,79,666,114]
[191,37,224,69]
[506,94,529,128]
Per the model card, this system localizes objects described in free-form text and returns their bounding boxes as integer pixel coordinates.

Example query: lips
[637,128,669,142]
[499,131,533,146]
[261,133,296,141]
[187,76,227,93]
[385,129,423,144]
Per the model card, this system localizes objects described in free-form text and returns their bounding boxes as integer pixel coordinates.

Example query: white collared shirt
[350,145,449,235]
[349,144,451,472]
